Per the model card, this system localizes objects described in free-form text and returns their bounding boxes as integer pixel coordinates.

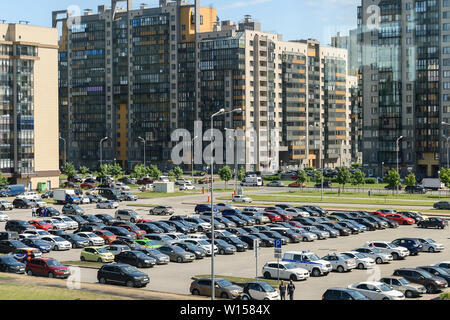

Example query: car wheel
[405,290,414,298]
[289,274,297,281]
[337,265,344,273]
[375,257,382,264]
[311,268,321,277]
[48,272,54,278]
[176,256,183,263]
[89,241,93,246]
[97,258,102,263]
[357,263,365,270]
[80,256,86,261]
[27,270,33,276]
[263,272,271,279]
[219,249,225,255]
[220,292,229,299]
[130,218,135,223]
[241,294,250,300]
[392,253,399,260]
[428,247,435,254]
[126,280,135,288]
[72,243,77,249]
[137,262,143,268]
[426,284,436,294]
[382,297,389,301]
[192,289,200,296]
[99,277,106,284]
[303,237,308,242]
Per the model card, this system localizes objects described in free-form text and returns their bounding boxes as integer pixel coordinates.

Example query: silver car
[417,238,445,253]
[97,200,119,209]
[353,247,393,264]
[0,212,9,222]
[379,276,426,298]
[341,251,376,269]
[321,253,357,272]
[289,227,318,242]
[301,226,329,240]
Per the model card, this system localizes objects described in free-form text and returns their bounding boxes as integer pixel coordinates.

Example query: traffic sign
[274,248,282,254]
[254,239,260,258]
[274,253,282,259]
[274,239,282,249]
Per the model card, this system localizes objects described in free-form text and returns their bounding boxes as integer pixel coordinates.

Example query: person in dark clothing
[279,280,286,300]
[287,280,296,300]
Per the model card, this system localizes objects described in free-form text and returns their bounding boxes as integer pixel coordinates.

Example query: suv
[114,209,142,223]
[391,238,423,256]
[322,288,369,300]
[262,261,309,281]
[5,220,35,234]
[405,185,426,194]
[363,241,409,260]
[97,263,150,288]
[418,218,448,229]
[25,258,70,278]
[12,198,34,209]
[149,206,174,216]
[393,268,448,293]
[190,278,243,299]
[282,250,332,277]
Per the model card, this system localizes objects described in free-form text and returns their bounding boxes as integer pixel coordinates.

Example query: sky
[1,0,359,45]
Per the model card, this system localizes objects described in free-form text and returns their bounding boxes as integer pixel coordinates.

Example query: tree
[0,173,8,189]
[96,164,109,180]
[384,169,401,191]
[405,173,416,187]
[439,168,450,188]
[172,166,183,180]
[79,166,90,176]
[351,169,366,189]
[107,162,124,179]
[218,166,233,190]
[237,166,246,181]
[130,164,147,179]
[296,170,308,189]
[336,167,351,192]
[350,163,362,169]
[147,165,161,181]
[314,170,323,185]
[61,162,76,179]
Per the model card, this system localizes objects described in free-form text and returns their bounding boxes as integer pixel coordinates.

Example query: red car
[25,258,70,279]
[262,212,282,222]
[266,210,292,222]
[288,221,305,228]
[383,213,415,225]
[27,220,54,231]
[137,178,153,185]
[118,224,146,238]
[80,183,97,189]
[136,219,152,224]
[374,209,396,215]
[93,230,117,244]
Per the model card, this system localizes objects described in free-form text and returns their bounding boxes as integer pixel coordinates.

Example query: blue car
[221,208,243,216]
[21,238,52,253]
[194,204,219,215]
[391,238,423,256]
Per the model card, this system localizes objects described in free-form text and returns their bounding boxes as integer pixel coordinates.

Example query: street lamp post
[396,136,403,174]
[138,136,146,167]
[191,135,198,184]
[442,122,450,168]
[210,108,241,301]
[100,137,109,165]
[59,136,66,167]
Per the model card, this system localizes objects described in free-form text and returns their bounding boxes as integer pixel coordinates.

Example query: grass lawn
[193,275,279,287]
[135,191,202,199]
[0,283,126,300]
[62,261,104,269]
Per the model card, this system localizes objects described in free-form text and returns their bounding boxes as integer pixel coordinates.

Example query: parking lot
[1,191,449,300]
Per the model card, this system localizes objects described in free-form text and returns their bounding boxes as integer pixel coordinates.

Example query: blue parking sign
[274,239,282,249]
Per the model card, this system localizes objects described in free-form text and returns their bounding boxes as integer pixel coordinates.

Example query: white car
[42,218,69,230]
[232,195,252,203]
[262,261,310,281]
[0,200,13,210]
[17,192,39,200]
[21,229,51,238]
[40,235,71,251]
[179,184,196,191]
[0,212,9,222]
[97,200,119,209]
[241,281,280,300]
[80,196,91,204]
[341,251,376,269]
[30,199,47,208]
[363,241,409,260]
[76,232,105,246]
[282,251,332,277]
[284,208,310,217]
[52,216,78,230]
[353,247,394,264]
[187,233,209,240]
[417,238,445,253]
[321,253,357,272]
[183,239,218,256]
[348,281,405,300]
[114,182,130,191]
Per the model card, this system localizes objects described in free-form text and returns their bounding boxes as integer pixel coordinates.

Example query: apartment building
[0,23,59,190]
[358,0,450,178]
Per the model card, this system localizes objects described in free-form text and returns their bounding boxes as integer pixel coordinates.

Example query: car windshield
[121,266,138,274]
[1,256,19,264]
[349,290,368,300]
[172,246,185,253]
[217,279,233,287]
[387,243,399,248]
[420,271,434,279]
[259,282,275,292]
[371,248,383,254]
[284,263,298,269]
[214,239,228,246]
[198,240,210,246]
[354,252,367,259]
[307,254,320,261]
[425,238,435,243]
[378,284,393,292]
[432,268,449,276]
[96,248,108,254]
[53,237,65,242]
[397,278,410,285]
[46,260,63,267]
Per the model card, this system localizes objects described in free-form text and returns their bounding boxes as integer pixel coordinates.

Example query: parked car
[172,242,206,259]
[94,214,117,226]
[27,220,54,232]
[379,276,426,298]
[75,232,106,246]
[97,263,150,288]
[363,241,409,260]
[115,209,142,223]
[348,281,405,300]
[240,281,280,300]
[262,261,309,281]
[81,246,114,263]
[393,268,448,293]
[149,206,175,216]
[405,185,426,194]
[434,201,450,209]
[134,247,170,265]
[25,258,70,279]
[158,245,195,263]
[21,238,52,253]
[40,235,71,251]
[62,204,84,215]
[97,200,119,209]
[434,261,450,273]
[5,220,35,234]
[13,198,34,209]
[105,244,131,256]
[322,288,370,300]
[417,217,448,229]
[321,253,357,273]
[114,250,156,268]
[417,266,450,286]
[104,226,137,241]
[266,181,284,187]
[417,238,444,253]
[353,247,393,264]
[340,251,375,270]
[391,238,423,256]
[0,256,26,274]
[93,230,117,244]
[232,195,253,203]
[0,200,13,211]
[190,278,243,299]
[60,233,90,249]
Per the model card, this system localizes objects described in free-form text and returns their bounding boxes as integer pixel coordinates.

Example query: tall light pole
[59,136,66,167]
[396,136,403,174]
[191,135,198,184]
[210,107,241,301]
[225,128,238,192]
[100,137,109,165]
[138,136,146,167]
[442,122,450,168]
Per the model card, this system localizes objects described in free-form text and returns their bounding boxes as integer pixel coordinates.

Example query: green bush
[441,292,449,300]
[365,178,377,184]
[263,175,281,181]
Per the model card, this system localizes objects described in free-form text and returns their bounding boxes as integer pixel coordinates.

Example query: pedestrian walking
[31,206,36,217]
[287,280,296,300]
[279,280,286,300]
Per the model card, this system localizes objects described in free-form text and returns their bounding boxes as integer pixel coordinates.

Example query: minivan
[114,209,142,223]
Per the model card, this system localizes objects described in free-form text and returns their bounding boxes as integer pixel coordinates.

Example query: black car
[114,250,156,268]
[417,266,450,285]
[83,215,103,224]
[260,231,288,245]
[304,205,328,216]
[60,233,90,248]
[311,223,339,238]
[0,256,26,274]
[5,220,35,234]
[236,214,256,226]
[173,242,206,259]
[66,215,89,227]
[76,223,107,233]
[97,263,150,288]
[49,230,68,237]
[392,238,423,256]
[418,218,448,229]
[227,215,250,227]
[12,198,34,209]
[352,218,377,231]
[238,234,260,249]
[291,217,317,226]
[376,216,399,228]
[216,235,248,252]
[321,222,351,236]
[249,232,275,247]
[241,227,259,234]
[36,207,60,217]
[0,240,30,253]
[405,185,426,194]
[104,226,137,240]
[295,206,321,217]
[95,214,117,225]
[433,201,450,210]
[322,288,369,300]
[164,221,190,234]
[227,227,250,237]
[336,221,359,234]
[136,223,164,234]
[149,221,176,233]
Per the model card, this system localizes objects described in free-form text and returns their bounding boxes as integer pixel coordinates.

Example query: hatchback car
[97,263,149,288]
[417,238,444,253]
[0,256,25,274]
[262,261,309,281]
[81,246,115,263]
[114,250,156,268]
[190,278,243,300]
[321,253,357,273]
[241,281,280,300]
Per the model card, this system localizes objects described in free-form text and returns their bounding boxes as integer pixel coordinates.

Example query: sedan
[60,233,90,249]
[340,251,376,270]
[353,247,393,264]
[114,250,156,268]
[173,242,206,259]
[158,245,195,263]
[97,201,119,209]
[21,238,53,253]
[40,236,71,251]
[348,281,405,300]
[383,214,415,225]
[75,232,106,246]
[266,181,284,187]
[208,239,236,255]
[417,238,445,253]
[262,261,309,281]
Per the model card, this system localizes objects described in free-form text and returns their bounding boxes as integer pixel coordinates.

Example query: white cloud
[221,0,273,10]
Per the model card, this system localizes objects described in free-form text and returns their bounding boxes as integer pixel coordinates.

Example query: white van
[241,176,263,187]
[17,192,39,200]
